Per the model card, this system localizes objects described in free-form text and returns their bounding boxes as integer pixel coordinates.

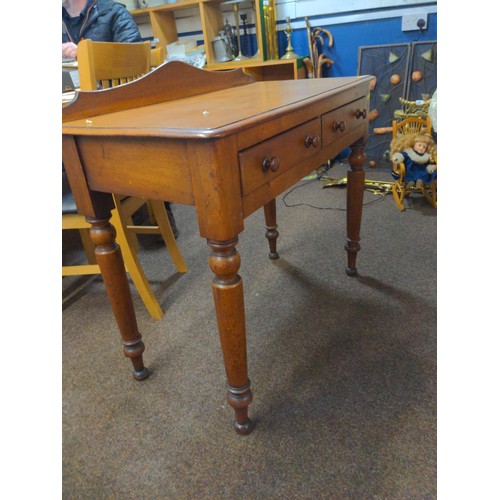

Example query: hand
[426,164,437,174]
[62,42,78,59]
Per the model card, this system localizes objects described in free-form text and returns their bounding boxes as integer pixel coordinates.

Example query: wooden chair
[62,40,187,318]
[390,115,437,211]
[150,45,166,68]
[77,39,152,90]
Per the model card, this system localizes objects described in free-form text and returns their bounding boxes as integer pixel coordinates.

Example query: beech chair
[390,115,437,211]
[150,45,166,68]
[62,40,188,318]
[77,39,152,90]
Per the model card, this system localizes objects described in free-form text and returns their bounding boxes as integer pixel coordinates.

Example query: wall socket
[401,13,427,31]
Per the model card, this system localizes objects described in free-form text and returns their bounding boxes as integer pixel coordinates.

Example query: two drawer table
[62,61,373,434]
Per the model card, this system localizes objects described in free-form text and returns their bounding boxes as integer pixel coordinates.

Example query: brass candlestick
[281,16,298,60]
[224,0,248,60]
[233,2,248,60]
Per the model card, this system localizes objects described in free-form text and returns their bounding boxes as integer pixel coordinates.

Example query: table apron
[73,121,367,224]
[75,135,195,206]
[241,124,367,217]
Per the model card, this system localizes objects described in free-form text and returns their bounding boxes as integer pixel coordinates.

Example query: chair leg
[149,200,188,273]
[392,182,406,211]
[426,180,437,208]
[105,195,188,318]
[78,228,97,264]
[421,186,435,208]
[124,214,141,253]
[112,194,141,253]
[146,200,157,225]
[110,208,164,319]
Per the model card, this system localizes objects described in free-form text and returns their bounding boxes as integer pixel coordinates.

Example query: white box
[166,40,197,57]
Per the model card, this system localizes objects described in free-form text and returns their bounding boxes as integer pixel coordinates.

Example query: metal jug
[212,36,234,63]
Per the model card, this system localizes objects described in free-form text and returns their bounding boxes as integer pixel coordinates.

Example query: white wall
[130,0,437,42]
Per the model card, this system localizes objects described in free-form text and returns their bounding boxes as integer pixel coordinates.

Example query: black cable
[281,176,389,212]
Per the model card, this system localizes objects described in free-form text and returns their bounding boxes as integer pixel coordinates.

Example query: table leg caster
[234,418,256,435]
[227,381,255,435]
[132,367,150,381]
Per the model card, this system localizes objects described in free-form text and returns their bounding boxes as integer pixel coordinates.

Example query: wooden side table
[62,62,373,434]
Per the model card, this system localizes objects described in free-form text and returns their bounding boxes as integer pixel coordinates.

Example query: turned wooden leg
[264,199,279,260]
[87,216,149,381]
[208,237,255,434]
[345,139,366,276]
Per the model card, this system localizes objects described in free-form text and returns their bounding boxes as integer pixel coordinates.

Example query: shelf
[131,0,263,68]
[131,0,217,15]
[207,58,306,81]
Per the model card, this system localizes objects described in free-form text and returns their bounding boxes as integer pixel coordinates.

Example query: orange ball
[390,74,400,85]
[412,70,423,82]
[369,160,376,168]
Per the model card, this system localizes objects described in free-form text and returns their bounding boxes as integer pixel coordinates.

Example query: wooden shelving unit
[207,58,305,80]
[130,0,304,80]
[131,0,263,68]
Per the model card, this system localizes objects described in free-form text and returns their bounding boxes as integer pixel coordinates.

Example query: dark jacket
[62,0,142,44]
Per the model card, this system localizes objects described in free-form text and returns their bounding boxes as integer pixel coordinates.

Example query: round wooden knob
[305,135,320,148]
[332,120,346,132]
[262,156,280,172]
[355,109,367,119]
[269,156,280,172]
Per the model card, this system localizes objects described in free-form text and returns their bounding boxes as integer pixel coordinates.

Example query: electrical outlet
[401,13,427,31]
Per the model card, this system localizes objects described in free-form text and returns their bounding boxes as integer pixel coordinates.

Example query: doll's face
[414,141,428,154]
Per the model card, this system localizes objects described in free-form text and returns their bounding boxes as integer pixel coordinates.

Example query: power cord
[281,174,389,212]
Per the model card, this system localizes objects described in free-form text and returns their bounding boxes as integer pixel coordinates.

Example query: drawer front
[239,118,321,196]
[321,97,368,147]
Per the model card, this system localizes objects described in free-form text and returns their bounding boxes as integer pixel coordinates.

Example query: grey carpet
[62,162,436,498]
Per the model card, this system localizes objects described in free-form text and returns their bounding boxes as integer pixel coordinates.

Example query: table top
[62,70,372,139]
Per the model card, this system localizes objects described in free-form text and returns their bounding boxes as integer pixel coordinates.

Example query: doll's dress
[391,147,436,184]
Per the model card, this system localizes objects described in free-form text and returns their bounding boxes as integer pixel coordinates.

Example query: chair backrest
[150,46,166,68]
[77,39,152,90]
[390,115,436,164]
[392,115,432,140]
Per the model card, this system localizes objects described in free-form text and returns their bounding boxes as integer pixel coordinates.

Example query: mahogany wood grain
[61,135,115,217]
[88,217,149,380]
[62,60,255,124]
[208,237,254,434]
[239,118,322,196]
[62,62,374,433]
[345,138,367,276]
[74,136,194,205]
[264,199,279,260]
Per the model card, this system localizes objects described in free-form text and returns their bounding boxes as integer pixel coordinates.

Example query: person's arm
[111,7,142,43]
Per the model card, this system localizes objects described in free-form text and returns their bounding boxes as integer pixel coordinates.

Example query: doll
[390,133,437,188]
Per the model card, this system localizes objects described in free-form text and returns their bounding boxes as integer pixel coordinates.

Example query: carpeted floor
[62,162,436,498]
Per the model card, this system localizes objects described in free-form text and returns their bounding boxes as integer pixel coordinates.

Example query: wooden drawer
[321,97,368,147]
[239,118,321,196]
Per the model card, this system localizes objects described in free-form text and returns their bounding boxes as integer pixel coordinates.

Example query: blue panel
[281,13,437,78]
